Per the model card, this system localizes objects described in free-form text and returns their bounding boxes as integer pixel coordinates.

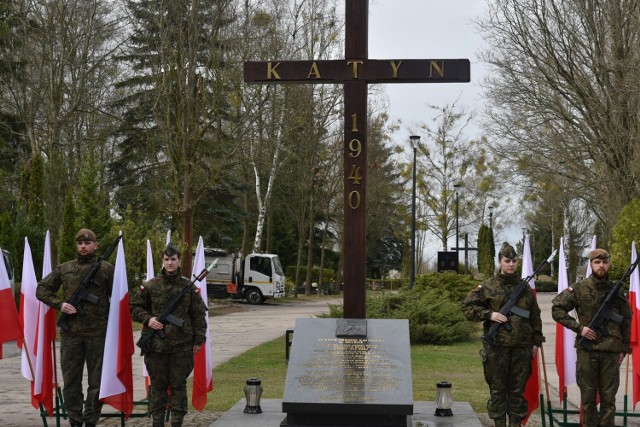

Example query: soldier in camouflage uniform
[461,242,544,427]
[130,243,207,427]
[552,248,631,427]
[37,228,114,427]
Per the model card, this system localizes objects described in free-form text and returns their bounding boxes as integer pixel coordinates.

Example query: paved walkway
[3,293,640,426]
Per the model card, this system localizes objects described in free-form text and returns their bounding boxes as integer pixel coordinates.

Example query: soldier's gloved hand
[618,353,625,365]
[490,312,507,323]
[532,346,538,357]
[580,326,597,341]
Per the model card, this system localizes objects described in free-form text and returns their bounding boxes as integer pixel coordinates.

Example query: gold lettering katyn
[390,61,402,78]
[267,62,281,80]
[347,61,364,79]
[307,62,321,79]
[429,60,444,78]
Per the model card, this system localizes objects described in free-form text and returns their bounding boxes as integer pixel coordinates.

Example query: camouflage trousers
[576,349,620,427]
[60,335,105,426]
[481,344,532,421]
[145,350,194,426]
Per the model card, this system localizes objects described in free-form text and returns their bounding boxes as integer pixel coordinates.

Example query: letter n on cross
[244,1,470,318]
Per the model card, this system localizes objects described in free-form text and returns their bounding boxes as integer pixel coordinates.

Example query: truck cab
[203,249,285,304]
[2,249,15,294]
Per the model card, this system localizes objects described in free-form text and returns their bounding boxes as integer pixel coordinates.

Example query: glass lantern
[243,378,263,414]
[434,381,453,416]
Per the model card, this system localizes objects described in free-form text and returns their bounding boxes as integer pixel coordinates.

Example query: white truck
[203,248,286,304]
[2,248,15,293]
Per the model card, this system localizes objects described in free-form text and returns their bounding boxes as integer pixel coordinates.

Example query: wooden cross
[244,1,470,319]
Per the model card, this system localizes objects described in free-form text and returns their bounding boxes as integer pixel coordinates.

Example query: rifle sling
[509,306,530,319]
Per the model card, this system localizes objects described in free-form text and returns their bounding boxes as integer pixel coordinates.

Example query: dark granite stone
[281,318,413,427]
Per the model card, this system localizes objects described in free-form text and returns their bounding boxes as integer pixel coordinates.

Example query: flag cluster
[5,230,213,420]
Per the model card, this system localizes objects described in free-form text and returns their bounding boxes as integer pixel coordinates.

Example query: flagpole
[539,344,552,405]
[21,338,49,420]
[624,354,630,426]
[52,338,64,425]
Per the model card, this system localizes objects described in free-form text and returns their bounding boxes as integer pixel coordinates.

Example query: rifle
[57,235,122,332]
[578,255,640,351]
[136,263,214,356]
[482,249,557,346]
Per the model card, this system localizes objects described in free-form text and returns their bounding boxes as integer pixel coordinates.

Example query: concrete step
[210,399,481,427]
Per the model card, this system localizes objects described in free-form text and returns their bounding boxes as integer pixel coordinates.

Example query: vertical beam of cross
[342,0,368,318]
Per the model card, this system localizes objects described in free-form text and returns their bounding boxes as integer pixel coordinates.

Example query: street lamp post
[454,184,461,254]
[409,135,420,290]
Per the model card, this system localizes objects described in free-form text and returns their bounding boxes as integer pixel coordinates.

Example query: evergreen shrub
[534,280,557,293]
[320,271,479,344]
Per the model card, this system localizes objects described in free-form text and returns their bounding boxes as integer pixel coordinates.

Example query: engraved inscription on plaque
[294,337,399,402]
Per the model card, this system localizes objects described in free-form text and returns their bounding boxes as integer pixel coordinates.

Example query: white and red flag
[99,234,134,417]
[629,242,640,408]
[0,244,21,359]
[521,235,540,424]
[19,237,38,378]
[32,231,56,415]
[554,237,576,402]
[192,236,213,410]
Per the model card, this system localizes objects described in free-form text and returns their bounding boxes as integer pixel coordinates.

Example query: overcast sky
[368,0,489,137]
[366,1,525,261]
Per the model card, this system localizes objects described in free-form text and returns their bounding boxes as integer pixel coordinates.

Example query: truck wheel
[245,288,265,305]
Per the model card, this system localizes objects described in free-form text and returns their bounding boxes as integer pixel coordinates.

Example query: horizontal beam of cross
[244,59,470,84]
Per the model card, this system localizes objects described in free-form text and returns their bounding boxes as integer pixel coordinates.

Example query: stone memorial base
[210,399,482,427]
[281,318,413,426]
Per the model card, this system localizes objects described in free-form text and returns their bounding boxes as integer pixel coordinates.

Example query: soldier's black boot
[509,417,522,427]
[152,417,164,427]
[494,416,507,427]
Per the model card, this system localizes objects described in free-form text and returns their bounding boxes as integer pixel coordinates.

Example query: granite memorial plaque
[281,318,413,427]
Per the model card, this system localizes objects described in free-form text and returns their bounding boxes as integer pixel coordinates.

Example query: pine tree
[113,0,235,272]
[477,224,494,277]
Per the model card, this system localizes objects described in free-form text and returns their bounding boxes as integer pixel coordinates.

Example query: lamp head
[409,135,420,149]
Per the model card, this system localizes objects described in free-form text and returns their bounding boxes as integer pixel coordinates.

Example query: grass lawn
[201,335,489,413]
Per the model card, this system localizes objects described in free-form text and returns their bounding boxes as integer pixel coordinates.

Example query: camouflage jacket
[461,273,544,347]
[552,276,631,353]
[36,254,114,337]
[130,268,208,353]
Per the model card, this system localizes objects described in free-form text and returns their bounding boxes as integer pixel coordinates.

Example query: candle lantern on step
[434,381,453,416]
[243,378,263,414]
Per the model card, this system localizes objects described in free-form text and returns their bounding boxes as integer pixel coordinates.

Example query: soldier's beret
[163,242,181,258]
[499,242,517,260]
[589,248,610,261]
[75,228,96,242]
